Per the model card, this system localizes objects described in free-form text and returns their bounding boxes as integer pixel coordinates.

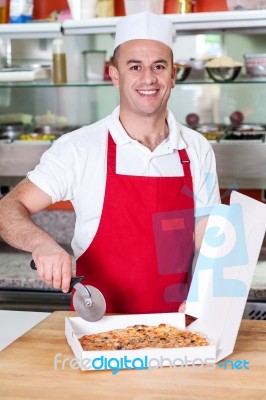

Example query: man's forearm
[0,197,56,252]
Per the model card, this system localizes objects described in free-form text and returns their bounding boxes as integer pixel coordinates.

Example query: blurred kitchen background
[0,0,265,317]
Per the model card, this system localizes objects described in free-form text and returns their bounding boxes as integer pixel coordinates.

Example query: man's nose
[141,68,157,85]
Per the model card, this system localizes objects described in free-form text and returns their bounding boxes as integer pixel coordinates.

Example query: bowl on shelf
[0,123,26,140]
[244,54,266,77]
[224,124,266,141]
[34,125,64,135]
[195,124,227,141]
[205,66,242,82]
[174,63,191,82]
[227,0,266,10]
[18,132,58,141]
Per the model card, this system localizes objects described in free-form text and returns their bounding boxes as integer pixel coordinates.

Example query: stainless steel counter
[212,142,266,189]
[0,242,73,312]
[1,141,266,188]
[0,141,50,177]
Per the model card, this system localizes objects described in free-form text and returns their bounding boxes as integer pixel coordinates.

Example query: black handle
[68,276,85,293]
[30,259,37,270]
[30,259,85,293]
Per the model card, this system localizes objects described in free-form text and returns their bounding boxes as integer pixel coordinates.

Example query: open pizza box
[65,191,266,371]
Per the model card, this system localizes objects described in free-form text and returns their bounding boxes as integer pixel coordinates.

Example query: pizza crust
[79,323,209,351]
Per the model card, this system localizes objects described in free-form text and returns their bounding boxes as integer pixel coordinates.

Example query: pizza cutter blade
[70,277,106,322]
[30,260,106,322]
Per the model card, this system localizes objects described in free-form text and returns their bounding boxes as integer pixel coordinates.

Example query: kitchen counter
[1,140,266,189]
[1,244,265,299]
[0,311,265,400]
[0,310,50,351]
[0,208,265,299]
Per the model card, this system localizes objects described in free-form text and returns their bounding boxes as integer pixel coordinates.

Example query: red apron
[74,132,194,314]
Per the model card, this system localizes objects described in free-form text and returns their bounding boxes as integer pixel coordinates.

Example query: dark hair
[112,45,120,69]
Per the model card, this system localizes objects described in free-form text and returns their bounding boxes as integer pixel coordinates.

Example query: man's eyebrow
[126,59,142,65]
[126,58,168,65]
[153,59,168,64]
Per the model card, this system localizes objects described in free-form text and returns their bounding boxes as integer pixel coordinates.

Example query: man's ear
[109,65,119,88]
[171,65,176,88]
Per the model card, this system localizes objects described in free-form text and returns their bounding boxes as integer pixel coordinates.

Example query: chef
[0,12,220,314]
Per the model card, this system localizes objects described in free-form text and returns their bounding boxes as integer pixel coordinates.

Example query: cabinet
[0,10,266,190]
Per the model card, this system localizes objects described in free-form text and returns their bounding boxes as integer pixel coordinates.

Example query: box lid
[186,191,266,361]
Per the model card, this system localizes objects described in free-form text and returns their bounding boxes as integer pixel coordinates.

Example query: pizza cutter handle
[30,260,37,270]
[30,260,85,293]
[68,276,86,293]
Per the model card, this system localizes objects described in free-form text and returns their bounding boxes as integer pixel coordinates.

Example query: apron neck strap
[107,131,116,174]
[107,132,191,177]
[178,149,191,177]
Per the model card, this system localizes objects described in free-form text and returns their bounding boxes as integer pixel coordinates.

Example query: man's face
[109,40,176,118]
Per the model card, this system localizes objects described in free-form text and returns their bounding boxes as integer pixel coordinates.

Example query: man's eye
[154,64,165,70]
[130,65,140,71]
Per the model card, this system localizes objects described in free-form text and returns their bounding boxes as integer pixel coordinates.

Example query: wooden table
[0,311,265,400]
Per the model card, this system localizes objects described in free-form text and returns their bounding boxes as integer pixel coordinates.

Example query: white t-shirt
[28,106,220,258]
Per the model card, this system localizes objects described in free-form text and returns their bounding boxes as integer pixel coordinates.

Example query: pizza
[79,323,208,351]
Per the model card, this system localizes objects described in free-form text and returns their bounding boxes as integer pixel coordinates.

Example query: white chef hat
[114,12,173,50]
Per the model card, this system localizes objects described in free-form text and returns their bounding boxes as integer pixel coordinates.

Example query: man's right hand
[0,178,73,294]
[32,244,72,293]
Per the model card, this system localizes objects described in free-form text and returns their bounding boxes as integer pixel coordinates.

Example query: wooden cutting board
[0,311,265,400]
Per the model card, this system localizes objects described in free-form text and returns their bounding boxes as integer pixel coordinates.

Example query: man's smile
[137,89,159,96]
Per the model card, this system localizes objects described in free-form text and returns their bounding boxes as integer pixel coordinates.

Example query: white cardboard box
[65,192,266,371]
[65,313,216,372]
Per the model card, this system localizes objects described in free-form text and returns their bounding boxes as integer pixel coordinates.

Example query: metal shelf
[1,10,266,39]
[62,10,266,36]
[169,10,266,34]
[62,16,118,36]
[0,81,113,88]
[0,22,62,39]
[1,77,266,89]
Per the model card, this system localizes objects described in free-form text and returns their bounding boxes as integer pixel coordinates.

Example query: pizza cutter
[30,260,106,322]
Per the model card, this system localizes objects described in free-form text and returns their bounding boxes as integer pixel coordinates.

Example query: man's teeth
[138,90,157,95]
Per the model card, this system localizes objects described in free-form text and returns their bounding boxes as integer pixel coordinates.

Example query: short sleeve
[27,134,79,204]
